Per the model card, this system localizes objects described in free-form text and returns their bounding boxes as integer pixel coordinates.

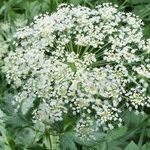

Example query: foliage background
[0,0,150,150]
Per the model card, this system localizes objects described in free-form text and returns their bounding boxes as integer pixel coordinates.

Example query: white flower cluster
[2,3,150,138]
[0,23,10,59]
[75,117,97,139]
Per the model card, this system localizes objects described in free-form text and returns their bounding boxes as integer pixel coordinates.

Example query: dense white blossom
[2,3,150,138]
[75,117,97,139]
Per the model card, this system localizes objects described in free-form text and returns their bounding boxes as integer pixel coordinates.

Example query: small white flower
[2,3,150,139]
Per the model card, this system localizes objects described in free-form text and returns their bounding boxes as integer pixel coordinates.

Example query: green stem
[88,46,95,53]
[31,130,38,144]
[95,43,109,54]
[105,141,109,150]
[140,4,150,18]
[49,135,52,149]
[77,44,80,54]
[69,40,74,52]
[80,45,90,58]
[95,52,104,58]
[66,43,71,52]
[138,127,145,148]
[78,45,83,55]
[90,61,116,67]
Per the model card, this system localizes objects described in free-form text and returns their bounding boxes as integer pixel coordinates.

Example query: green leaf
[70,0,82,5]
[15,128,35,147]
[133,4,150,18]
[1,93,15,115]
[124,111,147,128]
[0,145,12,150]
[21,96,34,115]
[74,132,105,147]
[0,124,14,150]
[131,0,149,5]
[141,143,150,150]
[106,126,127,141]
[93,142,107,150]
[43,134,59,150]
[60,132,77,150]
[146,128,150,138]
[6,113,29,129]
[0,109,5,123]
[28,144,47,150]
[125,141,139,150]
[108,141,125,150]
[143,25,150,38]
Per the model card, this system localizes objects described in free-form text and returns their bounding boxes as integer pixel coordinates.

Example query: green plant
[0,1,150,150]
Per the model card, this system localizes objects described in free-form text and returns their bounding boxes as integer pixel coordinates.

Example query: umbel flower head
[2,3,150,139]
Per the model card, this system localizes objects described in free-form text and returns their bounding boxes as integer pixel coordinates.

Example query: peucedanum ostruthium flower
[2,3,150,139]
